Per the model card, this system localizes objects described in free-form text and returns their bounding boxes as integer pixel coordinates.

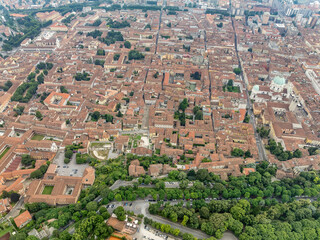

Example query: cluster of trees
[161,35,170,39]
[36,73,45,84]
[174,98,189,126]
[97,49,105,56]
[76,153,94,164]
[103,113,114,122]
[101,4,122,12]
[87,30,102,39]
[11,66,52,102]
[107,19,130,28]
[99,30,124,46]
[221,113,232,119]
[30,161,50,179]
[243,112,250,123]
[105,163,320,204]
[266,139,302,161]
[127,153,174,170]
[191,71,201,80]
[22,189,112,240]
[64,149,73,164]
[231,148,252,159]
[13,153,320,240]
[113,206,126,220]
[244,10,264,16]
[0,80,12,91]
[89,19,102,27]
[128,50,144,60]
[74,71,91,81]
[149,193,320,239]
[2,16,51,51]
[179,98,189,111]
[113,53,120,61]
[124,41,131,49]
[72,214,113,240]
[16,2,91,16]
[144,217,185,238]
[61,14,75,24]
[13,105,24,116]
[233,68,241,75]
[205,9,229,16]
[308,147,319,156]
[123,41,131,49]
[21,154,35,167]
[167,10,178,15]
[223,79,240,93]
[193,106,203,120]
[35,111,43,121]
[95,156,130,186]
[116,111,123,117]
[217,23,223,28]
[1,190,20,203]
[183,44,190,52]
[30,69,49,83]
[149,201,243,239]
[64,143,84,164]
[123,5,161,11]
[60,86,68,93]
[57,67,64,73]
[147,0,157,5]
[90,111,114,123]
[257,126,270,138]
[164,6,182,11]
[185,2,197,8]
[153,71,159,78]
[11,81,38,103]
[40,92,50,104]
[94,59,105,67]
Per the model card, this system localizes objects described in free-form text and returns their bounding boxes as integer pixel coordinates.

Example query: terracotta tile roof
[14,210,32,228]
[107,217,125,231]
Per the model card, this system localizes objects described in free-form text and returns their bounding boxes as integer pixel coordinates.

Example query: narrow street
[5,196,24,220]
[154,2,164,55]
[141,104,150,129]
[229,3,268,162]
[204,30,215,132]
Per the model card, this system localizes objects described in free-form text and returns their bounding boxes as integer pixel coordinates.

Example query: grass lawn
[42,186,54,195]
[90,142,111,148]
[223,85,240,93]
[133,140,138,148]
[134,135,142,140]
[31,134,45,141]
[0,147,10,160]
[0,226,13,237]
[92,150,109,160]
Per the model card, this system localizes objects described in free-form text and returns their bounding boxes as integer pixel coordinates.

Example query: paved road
[110,179,138,190]
[142,105,150,129]
[229,2,268,162]
[120,129,149,135]
[110,180,188,190]
[154,4,164,55]
[5,196,24,220]
[222,231,238,240]
[107,199,239,240]
[107,200,211,239]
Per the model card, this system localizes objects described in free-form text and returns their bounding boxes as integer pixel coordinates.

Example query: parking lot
[164,182,193,188]
[53,150,89,177]
[133,224,174,240]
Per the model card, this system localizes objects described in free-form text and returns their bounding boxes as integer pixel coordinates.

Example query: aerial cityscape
[0,0,320,239]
